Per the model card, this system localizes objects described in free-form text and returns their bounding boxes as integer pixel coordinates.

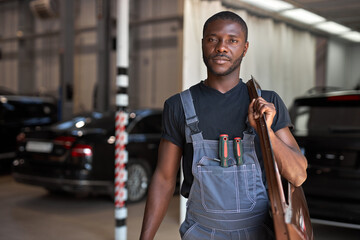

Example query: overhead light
[341,31,360,42]
[239,0,358,43]
[315,21,351,35]
[241,0,294,12]
[280,8,325,25]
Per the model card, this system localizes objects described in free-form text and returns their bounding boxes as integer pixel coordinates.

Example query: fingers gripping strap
[246,87,261,132]
[180,89,201,137]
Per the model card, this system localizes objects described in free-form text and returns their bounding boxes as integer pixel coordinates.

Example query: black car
[290,89,360,226]
[0,95,57,173]
[12,109,163,202]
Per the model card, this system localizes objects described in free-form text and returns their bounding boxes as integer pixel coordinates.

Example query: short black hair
[203,11,248,42]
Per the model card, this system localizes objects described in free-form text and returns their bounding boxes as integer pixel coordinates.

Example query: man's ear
[243,41,249,57]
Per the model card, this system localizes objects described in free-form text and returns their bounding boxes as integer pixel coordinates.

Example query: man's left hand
[248,97,276,131]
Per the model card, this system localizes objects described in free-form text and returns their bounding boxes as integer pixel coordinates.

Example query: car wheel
[127,160,151,203]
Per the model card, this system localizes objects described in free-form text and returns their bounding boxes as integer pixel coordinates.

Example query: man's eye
[230,39,238,43]
[208,38,217,42]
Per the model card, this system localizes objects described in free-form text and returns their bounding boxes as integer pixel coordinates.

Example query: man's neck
[206,71,241,93]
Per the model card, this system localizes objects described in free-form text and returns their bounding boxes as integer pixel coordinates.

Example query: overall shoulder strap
[180,89,201,143]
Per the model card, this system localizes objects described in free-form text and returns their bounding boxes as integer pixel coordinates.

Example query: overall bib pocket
[197,156,257,213]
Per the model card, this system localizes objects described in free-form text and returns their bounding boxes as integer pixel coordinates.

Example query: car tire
[127,159,151,203]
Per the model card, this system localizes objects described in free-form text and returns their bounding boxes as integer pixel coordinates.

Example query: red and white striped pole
[115,0,129,239]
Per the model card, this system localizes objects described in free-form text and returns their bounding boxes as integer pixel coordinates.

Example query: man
[140,11,307,240]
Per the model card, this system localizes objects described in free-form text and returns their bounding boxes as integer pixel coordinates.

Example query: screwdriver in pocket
[219,134,229,167]
[233,137,243,165]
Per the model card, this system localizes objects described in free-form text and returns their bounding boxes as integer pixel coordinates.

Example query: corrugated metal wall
[0,1,19,92]
[0,0,183,113]
[129,0,183,109]
[0,0,99,114]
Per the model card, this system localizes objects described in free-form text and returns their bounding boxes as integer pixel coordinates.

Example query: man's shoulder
[165,92,181,106]
[261,89,280,101]
[261,89,288,113]
[165,82,202,106]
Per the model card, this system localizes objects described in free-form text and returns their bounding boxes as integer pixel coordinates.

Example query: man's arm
[248,98,308,187]
[139,139,182,240]
[269,127,307,187]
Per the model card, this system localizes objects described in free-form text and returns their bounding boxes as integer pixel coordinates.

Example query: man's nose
[216,40,228,53]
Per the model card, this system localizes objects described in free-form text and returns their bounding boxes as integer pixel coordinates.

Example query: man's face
[202,19,249,77]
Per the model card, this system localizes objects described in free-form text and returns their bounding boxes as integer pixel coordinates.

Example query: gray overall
[179,89,274,240]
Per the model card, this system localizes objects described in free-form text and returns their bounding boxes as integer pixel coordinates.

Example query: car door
[127,112,162,172]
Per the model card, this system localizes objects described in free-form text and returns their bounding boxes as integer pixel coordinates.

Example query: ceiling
[286,0,360,32]
[0,0,359,34]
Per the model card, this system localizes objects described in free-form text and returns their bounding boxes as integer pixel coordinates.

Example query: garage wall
[348,46,360,89]
[0,0,99,114]
[0,1,19,93]
[33,16,60,96]
[73,0,97,113]
[32,0,98,113]
[327,40,360,89]
[0,0,184,112]
[129,0,183,109]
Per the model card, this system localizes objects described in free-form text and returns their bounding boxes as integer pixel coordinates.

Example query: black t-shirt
[162,79,292,198]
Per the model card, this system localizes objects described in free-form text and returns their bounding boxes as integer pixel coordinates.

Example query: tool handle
[234,137,243,165]
[219,134,229,167]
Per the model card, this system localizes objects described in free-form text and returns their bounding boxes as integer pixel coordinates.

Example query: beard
[203,51,245,77]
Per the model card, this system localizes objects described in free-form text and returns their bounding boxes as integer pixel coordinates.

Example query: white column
[115,1,129,240]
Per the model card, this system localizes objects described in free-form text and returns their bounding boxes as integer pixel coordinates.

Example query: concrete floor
[0,175,180,240]
[1,174,360,240]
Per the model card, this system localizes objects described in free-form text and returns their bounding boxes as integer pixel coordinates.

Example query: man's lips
[212,58,229,64]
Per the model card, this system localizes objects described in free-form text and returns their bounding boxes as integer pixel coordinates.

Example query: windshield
[0,98,56,125]
[51,111,139,132]
[293,104,360,136]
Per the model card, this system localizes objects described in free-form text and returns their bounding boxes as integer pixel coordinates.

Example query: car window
[0,98,56,124]
[129,114,162,134]
[293,98,360,135]
[53,112,114,131]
